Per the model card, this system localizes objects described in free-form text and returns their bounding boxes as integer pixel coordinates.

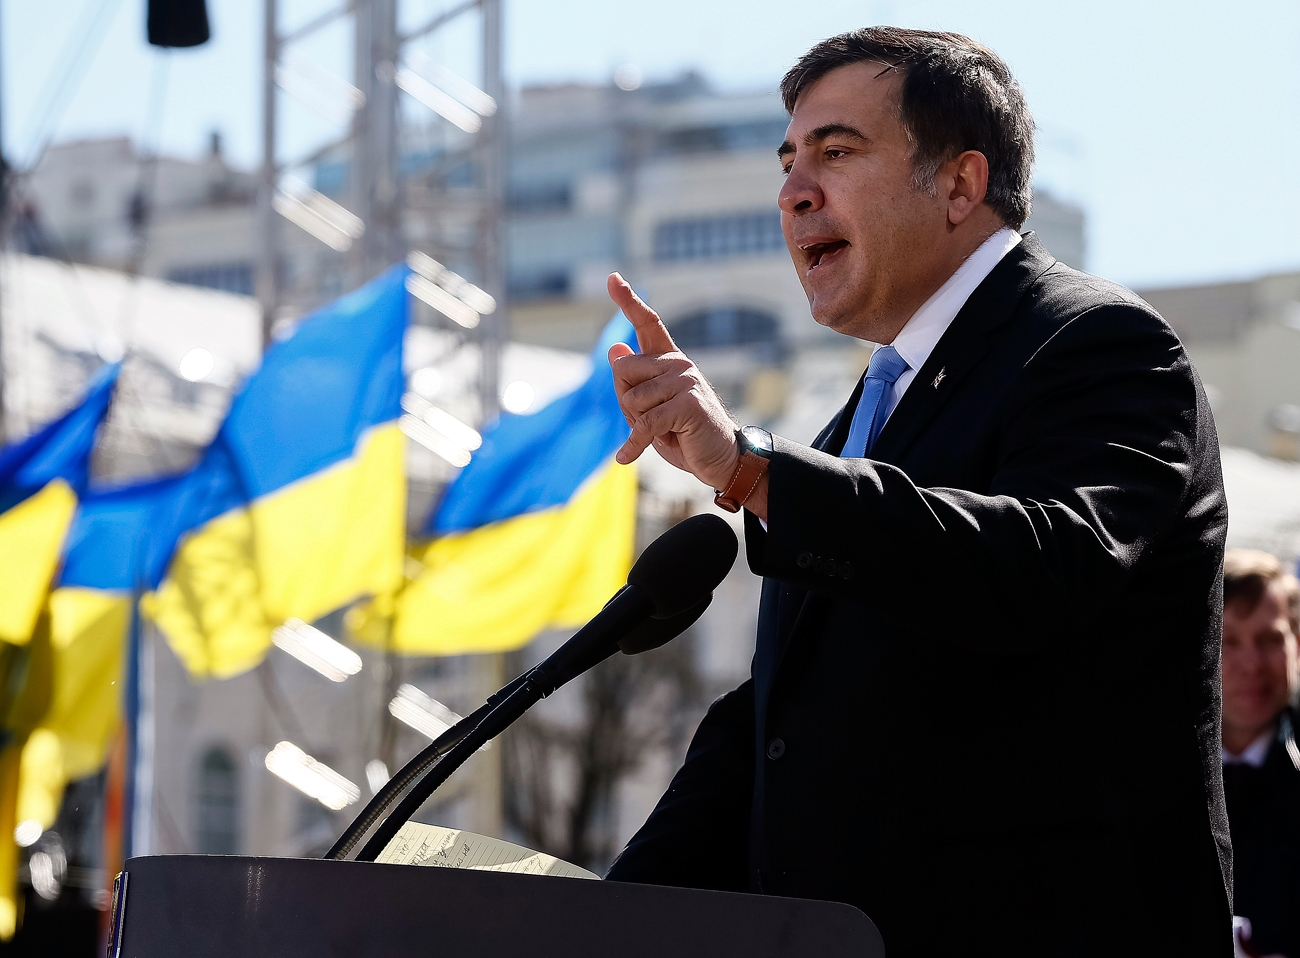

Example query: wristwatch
[714,426,773,513]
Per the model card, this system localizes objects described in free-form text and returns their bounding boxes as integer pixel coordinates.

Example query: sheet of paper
[376,822,599,881]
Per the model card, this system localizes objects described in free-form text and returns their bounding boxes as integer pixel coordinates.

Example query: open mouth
[802,240,849,272]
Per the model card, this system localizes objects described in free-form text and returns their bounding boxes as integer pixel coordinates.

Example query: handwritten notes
[376,822,599,881]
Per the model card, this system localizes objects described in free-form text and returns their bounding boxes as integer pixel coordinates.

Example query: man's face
[1222,581,1299,742]
[777,62,951,341]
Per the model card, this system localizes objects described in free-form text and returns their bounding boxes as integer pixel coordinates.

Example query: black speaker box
[147,0,210,48]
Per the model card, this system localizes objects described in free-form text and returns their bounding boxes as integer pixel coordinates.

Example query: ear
[945,150,990,226]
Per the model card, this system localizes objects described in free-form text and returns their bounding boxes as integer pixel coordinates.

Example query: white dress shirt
[875,226,1022,426]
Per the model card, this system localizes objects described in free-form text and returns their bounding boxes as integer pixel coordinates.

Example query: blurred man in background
[1222,549,1300,958]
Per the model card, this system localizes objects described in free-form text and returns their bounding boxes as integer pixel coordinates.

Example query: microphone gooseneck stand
[327,513,739,864]
[323,672,530,861]
[356,673,544,861]
[326,592,716,862]
[353,585,658,862]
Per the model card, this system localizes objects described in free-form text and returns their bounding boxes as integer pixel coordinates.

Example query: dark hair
[780,27,1035,228]
[1224,548,1300,636]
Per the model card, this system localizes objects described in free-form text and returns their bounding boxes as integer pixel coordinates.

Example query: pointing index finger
[608,272,677,356]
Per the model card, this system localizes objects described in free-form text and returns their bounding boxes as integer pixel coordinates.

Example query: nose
[778,160,823,215]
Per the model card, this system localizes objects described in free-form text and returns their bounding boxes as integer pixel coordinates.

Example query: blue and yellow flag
[141,265,409,678]
[0,363,118,646]
[0,364,119,936]
[359,315,638,655]
[0,474,187,936]
[3,475,170,847]
[44,475,181,792]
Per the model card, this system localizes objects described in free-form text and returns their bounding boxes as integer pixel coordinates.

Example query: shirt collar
[890,227,1022,374]
[1223,725,1276,768]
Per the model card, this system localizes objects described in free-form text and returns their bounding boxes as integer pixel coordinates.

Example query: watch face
[740,425,773,458]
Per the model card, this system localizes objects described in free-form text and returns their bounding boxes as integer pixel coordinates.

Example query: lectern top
[115,854,885,958]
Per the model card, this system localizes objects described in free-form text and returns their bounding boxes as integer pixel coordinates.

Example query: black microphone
[619,593,712,655]
[526,513,738,695]
[348,513,738,863]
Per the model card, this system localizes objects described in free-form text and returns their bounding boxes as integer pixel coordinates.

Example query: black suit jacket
[606,235,1233,957]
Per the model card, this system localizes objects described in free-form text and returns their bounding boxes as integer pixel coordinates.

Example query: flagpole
[120,597,140,859]
[100,595,139,944]
[119,593,154,860]
[132,608,155,857]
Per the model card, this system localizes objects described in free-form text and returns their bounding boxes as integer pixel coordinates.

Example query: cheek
[781,213,796,247]
[1220,651,1246,684]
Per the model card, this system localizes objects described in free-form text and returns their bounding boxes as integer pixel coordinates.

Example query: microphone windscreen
[618,593,711,655]
[627,514,737,618]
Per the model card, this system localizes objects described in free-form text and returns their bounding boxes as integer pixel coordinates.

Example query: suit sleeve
[746,301,1212,637]
[605,679,754,890]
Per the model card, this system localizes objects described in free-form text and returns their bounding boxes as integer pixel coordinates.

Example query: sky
[3,0,1299,290]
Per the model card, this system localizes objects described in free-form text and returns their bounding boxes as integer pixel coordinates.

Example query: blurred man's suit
[606,234,1233,957]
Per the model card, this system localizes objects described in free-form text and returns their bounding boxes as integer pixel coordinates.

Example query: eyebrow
[776,123,869,160]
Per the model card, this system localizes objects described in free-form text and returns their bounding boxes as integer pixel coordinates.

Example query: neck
[870,221,1004,345]
[1223,718,1277,757]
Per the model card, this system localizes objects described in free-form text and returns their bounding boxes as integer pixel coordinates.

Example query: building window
[195,747,239,855]
[657,125,727,154]
[669,306,781,353]
[656,119,789,155]
[508,183,572,213]
[653,212,784,263]
[168,263,255,297]
[508,270,571,300]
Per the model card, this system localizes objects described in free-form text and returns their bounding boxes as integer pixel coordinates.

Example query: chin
[808,295,853,334]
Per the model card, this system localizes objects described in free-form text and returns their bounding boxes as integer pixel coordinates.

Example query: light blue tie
[841,345,909,458]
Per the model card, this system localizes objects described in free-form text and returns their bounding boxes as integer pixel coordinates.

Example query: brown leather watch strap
[714,450,769,513]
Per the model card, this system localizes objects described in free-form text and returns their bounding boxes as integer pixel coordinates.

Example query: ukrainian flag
[141,265,408,679]
[0,476,169,897]
[39,476,180,933]
[359,315,638,655]
[40,475,182,805]
[0,363,118,646]
[0,364,119,937]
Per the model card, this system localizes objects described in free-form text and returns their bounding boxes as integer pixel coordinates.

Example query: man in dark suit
[603,27,1232,957]
[1221,549,1300,958]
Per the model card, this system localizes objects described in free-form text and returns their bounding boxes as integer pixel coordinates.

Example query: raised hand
[606,273,741,492]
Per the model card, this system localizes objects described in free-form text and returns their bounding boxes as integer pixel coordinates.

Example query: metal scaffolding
[256,0,505,419]
[255,0,508,840]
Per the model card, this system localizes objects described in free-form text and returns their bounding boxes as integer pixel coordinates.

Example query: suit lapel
[871,233,1057,464]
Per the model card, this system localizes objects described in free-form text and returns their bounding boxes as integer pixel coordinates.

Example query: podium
[111,855,885,957]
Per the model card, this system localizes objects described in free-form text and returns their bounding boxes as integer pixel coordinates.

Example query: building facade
[1139,272,1300,461]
